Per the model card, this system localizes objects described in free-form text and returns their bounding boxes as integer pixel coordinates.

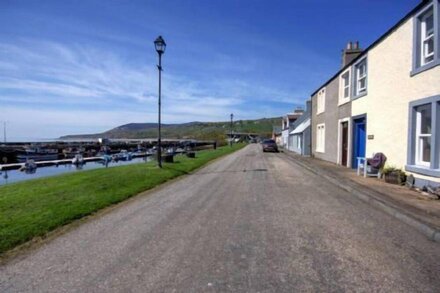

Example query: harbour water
[0,156,153,186]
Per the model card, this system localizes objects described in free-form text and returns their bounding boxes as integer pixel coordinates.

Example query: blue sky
[0,0,419,139]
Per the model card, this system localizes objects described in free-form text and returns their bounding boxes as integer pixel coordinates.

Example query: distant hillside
[60,117,281,141]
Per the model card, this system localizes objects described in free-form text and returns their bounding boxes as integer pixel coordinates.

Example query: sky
[0,0,419,140]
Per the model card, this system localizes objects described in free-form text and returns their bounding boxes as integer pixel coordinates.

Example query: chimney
[293,106,304,114]
[305,100,311,114]
[341,41,362,68]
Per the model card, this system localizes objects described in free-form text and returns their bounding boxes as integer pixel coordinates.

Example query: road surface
[1,144,440,292]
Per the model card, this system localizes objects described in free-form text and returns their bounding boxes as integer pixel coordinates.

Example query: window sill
[352,91,367,100]
[338,98,350,106]
[405,165,440,177]
[316,111,325,115]
[315,149,325,153]
[410,59,440,77]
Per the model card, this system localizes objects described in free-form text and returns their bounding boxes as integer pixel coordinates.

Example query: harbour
[0,138,216,185]
[0,156,153,186]
[0,138,216,163]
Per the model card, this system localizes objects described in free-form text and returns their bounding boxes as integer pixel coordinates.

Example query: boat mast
[3,121,6,143]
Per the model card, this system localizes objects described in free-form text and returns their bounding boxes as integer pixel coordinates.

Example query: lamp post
[230,113,233,147]
[154,36,166,168]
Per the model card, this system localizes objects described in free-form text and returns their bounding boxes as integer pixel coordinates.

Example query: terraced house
[311,0,440,187]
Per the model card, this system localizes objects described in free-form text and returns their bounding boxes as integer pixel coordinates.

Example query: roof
[285,113,303,121]
[290,118,310,135]
[310,0,430,97]
[290,103,311,129]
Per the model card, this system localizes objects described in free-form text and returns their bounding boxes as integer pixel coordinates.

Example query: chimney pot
[341,41,362,68]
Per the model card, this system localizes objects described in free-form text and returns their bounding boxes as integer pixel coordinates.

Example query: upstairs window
[412,1,440,75]
[354,58,367,97]
[339,69,351,104]
[317,88,326,114]
[421,9,435,65]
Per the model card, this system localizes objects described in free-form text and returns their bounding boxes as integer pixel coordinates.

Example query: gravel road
[1,144,440,292]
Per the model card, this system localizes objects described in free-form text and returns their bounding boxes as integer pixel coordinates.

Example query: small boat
[99,145,111,155]
[63,147,85,158]
[114,150,133,161]
[17,147,58,162]
[99,154,113,166]
[175,147,184,153]
[19,159,37,173]
[72,154,84,165]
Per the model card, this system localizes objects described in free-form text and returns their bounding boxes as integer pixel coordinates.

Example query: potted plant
[382,165,407,185]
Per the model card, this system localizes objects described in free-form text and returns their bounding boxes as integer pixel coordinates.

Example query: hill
[60,117,281,142]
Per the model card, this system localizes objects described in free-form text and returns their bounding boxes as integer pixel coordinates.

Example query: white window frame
[355,59,367,96]
[316,123,325,153]
[337,117,351,167]
[316,88,326,114]
[421,7,435,66]
[411,1,440,76]
[406,95,440,178]
[339,68,351,105]
[415,104,432,167]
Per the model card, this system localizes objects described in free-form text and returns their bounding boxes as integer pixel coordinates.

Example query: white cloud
[0,40,301,138]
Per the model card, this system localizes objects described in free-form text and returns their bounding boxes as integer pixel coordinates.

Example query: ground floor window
[407,95,440,177]
[316,124,325,153]
[415,103,432,166]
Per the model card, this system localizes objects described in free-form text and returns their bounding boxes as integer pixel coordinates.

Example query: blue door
[352,117,366,169]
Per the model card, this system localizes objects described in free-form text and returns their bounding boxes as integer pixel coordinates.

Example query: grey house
[311,42,360,167]
[288,101,311,156]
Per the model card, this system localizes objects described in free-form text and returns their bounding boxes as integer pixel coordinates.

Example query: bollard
[162,154,174,163]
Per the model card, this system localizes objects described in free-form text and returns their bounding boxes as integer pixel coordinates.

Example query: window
[415,104,432,166]
[339,69,351,104]
[406,95,440,177]
[316,124,325,153]
[317,88,326,114]
[412,1,440,75]
[354,58,367,97]
[421,9,435,65]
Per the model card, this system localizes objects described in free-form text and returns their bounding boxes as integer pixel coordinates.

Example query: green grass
[0,144,245,254]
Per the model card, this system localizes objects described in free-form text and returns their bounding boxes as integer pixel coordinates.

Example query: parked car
[262,139,278,152]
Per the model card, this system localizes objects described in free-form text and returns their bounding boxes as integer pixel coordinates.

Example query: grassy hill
[60,117,281,142]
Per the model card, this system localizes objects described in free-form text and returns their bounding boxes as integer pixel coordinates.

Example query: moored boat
[19,159,37,173]
[16,147,58,162]
[72,154,84,165]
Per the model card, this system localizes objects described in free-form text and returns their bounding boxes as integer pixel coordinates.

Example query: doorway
[352,116,366,169]
[341,121,349,166]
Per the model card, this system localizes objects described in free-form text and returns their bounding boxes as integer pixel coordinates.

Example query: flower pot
[384,171,406,185]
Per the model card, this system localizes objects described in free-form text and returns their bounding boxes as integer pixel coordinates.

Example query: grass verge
[0,144,245,254]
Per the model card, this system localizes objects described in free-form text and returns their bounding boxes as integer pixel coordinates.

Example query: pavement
[282,150,440,240]
[1,144,440,292]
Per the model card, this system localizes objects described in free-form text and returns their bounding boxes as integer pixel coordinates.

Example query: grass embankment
[0,144,245,254]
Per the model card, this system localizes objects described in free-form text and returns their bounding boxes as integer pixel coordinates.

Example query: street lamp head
[154,36,166,55]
